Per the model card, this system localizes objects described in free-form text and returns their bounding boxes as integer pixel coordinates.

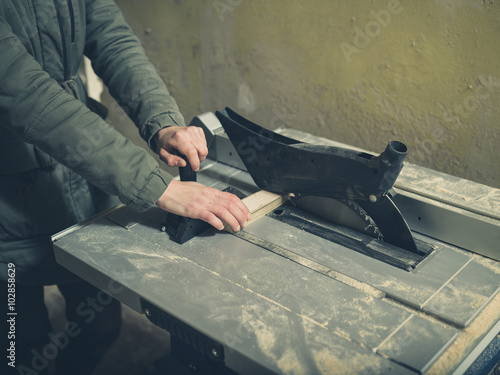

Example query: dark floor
[44,286,192,375]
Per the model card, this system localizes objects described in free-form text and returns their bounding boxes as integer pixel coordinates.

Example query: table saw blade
[355,194,420,254]
[294,194,420,254]
[293,196,382,239]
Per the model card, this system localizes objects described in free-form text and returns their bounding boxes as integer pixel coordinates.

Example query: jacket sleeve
[84,0,186,152]
[0,17,173,212]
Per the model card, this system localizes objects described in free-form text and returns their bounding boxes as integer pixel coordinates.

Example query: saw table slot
[267,203,434,271]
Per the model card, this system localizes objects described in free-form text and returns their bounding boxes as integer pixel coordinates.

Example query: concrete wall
[104,0,500,188]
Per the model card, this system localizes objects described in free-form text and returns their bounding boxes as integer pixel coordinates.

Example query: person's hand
[154,126,208,171]
[156,180,251,232]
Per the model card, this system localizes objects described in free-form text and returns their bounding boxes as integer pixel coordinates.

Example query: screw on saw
[211,348,219,358]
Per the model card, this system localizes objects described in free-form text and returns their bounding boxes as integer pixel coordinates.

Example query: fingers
[196,190,250,232]
[158,148,186,168]
[182,127,208,171]
[183,148,202,172]
[194,127,208,161]
[198,212,225,232]
[234,194,252,221]
[213,190,251,231]
[172,127,208,171]
[156,126,209,171]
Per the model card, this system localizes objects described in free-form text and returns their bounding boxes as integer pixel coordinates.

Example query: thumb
[159,149,187,167]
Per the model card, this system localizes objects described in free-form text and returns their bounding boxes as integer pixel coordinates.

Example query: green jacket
[0,0,183,283]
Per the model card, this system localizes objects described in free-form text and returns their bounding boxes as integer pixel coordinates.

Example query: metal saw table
[52,115,500,375]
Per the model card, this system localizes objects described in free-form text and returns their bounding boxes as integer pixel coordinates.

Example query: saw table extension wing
[52,119,500,375]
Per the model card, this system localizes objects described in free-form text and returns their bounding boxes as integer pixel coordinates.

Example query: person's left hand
[154,126,208,171]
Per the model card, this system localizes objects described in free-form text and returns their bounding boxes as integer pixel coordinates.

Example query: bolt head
[369,195,377,203]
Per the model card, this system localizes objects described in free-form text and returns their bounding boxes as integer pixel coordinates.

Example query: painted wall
[104,0,500,188]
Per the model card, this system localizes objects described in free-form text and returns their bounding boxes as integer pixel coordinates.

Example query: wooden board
[225,190,291,232]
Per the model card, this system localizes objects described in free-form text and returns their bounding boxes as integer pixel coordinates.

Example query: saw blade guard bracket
[214,108,418,254]
[215,107,408,202]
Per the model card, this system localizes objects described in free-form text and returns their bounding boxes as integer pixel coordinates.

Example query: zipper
[52,0,72,80]
[67,0,75,43]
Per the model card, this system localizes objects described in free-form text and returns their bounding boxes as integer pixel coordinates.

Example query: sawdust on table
[426,291,500,375]
[313,348,387,375]
[325,269,385,299]
[397,164,500,216]
[240,304,279,353]
[276,348,308,375]
[377,277,434,302]
[240,304,310,375]
[473,254,500,275]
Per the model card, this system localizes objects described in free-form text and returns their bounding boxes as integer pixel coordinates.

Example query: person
[0,1,250,374]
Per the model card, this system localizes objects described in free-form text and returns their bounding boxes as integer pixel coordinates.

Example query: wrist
[153,127,170,153]
[156,179,178,206]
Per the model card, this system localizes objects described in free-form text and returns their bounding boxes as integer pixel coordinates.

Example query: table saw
[52,110,500,375]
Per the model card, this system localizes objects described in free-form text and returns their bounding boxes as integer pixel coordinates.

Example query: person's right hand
[154,126,208,172]
[156,180,251,232]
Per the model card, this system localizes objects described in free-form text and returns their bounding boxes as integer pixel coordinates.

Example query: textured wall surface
[106,0,500,188]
